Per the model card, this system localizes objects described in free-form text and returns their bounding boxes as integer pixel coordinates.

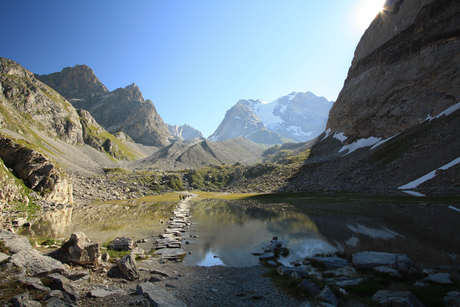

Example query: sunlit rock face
[327,0,460,143]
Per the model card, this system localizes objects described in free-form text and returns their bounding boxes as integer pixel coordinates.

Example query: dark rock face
[0,137,73,203]
[327,0,460,143]
[38,66,171,146]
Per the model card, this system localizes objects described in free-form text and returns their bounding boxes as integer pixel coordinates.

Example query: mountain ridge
[209,91,333,146]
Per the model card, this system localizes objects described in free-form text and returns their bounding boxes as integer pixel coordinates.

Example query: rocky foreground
[1,197,459,306]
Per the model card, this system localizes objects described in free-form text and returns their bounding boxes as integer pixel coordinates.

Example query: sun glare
[353,0,385,31]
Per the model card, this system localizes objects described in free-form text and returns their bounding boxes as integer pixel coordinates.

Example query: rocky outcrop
[53,232,101,266]
[327,0,460,143]
[0,137,73,203]
[38,66,171,146]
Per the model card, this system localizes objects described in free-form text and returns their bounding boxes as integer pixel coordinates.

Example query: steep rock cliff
[327,0,460,143]
[38,66,171,146]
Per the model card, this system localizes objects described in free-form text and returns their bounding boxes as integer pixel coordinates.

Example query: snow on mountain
[209,91,334,146]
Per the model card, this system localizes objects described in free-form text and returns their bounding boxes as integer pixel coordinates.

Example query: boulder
[373,266,402,278]
[10,249,67,277]
[422,272,453,284]
[136,282,187,307]
[444,291,460,306]
[0,230,32,253]
[108,236,134,251]
[62,232,101,266]
[311,256,349,269]
[10,292,41,307]
[0,252,9,263]
[317,286,339,307]
[297,279,321,297]
[16,277,50,292]
[372,290,425,307]
[44,273,80,304]
[117,253,139,281]
[352,251,413,272]
[46,297,79,307]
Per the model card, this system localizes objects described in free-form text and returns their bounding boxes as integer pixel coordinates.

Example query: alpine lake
[21,192,460,269]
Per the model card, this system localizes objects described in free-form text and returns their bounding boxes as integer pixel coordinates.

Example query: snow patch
[398,156,460,190]
[333,132,347,142]
[423,101,460,122]
[402,190,426,197]
[448,206,460,213]
[370,134,399,150]
[339,137,382,155]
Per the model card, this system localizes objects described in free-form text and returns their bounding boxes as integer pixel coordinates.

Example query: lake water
[21,194,460,269]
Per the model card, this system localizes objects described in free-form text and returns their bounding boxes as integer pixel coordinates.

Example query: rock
[317,286,339,307]
[108,236,134,251]
[67,271,90,281]
[154,248,186,260]
[373,266,402,278]
[372,290,425,307]
[444,291,460,306]
[276,266,309,278]
[297,279,321,297]
[10,249,67,277]
[259,251,276,261]
[12,218,27,227]
[352,251,413,272]
[136,282,187,307]
[44,273,80,304]
[10,292,41,307]
[422,272,453,284]
[89,288,126,298]
[311,256,349,269]
[0,230,32,253]
[117,253,140,281]
[332,277,364,287]
[58,232,101,266]
[45,290,65,300]
[101,252,109,262]
[46,297,79,307]
[0,252,9,263]
[16,277,50,292]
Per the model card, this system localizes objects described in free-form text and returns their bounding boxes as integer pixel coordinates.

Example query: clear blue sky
[1,0,384,138]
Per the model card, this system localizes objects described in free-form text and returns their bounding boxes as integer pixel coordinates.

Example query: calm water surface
[22,194,460,268]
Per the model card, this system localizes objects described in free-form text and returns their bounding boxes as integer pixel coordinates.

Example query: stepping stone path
[154,194,194,261]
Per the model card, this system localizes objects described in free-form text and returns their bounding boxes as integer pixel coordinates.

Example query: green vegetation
[0,241,8,254]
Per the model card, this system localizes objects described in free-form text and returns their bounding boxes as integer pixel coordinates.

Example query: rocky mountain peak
[327,0,460,143]
[37,64,108,100]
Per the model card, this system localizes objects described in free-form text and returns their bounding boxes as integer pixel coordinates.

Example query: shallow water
[22,194,460,268]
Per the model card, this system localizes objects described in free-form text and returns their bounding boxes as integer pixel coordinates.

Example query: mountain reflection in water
[22,196,460,269]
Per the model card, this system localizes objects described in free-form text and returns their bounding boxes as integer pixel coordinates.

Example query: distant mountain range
[209,92,333,146]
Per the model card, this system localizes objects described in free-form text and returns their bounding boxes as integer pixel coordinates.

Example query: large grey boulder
[46,297,79,307]
[0,252,9,263]
[444,291,460,306]
[10,249,67,277]
[136,282,187,307]
[44,273,80,304]
[372,290,425,307]
[117,253,139,281]
[59,232,101,266]
[352,251,413,272]
[0,230,32,253]
[16,277,50,292]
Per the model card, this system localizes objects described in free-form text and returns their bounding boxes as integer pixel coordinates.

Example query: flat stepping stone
[154,248,186,260]
[168,223,185,229]
[312,256,349,269]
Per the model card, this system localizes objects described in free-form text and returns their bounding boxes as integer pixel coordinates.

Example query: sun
[352,0,385,31]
